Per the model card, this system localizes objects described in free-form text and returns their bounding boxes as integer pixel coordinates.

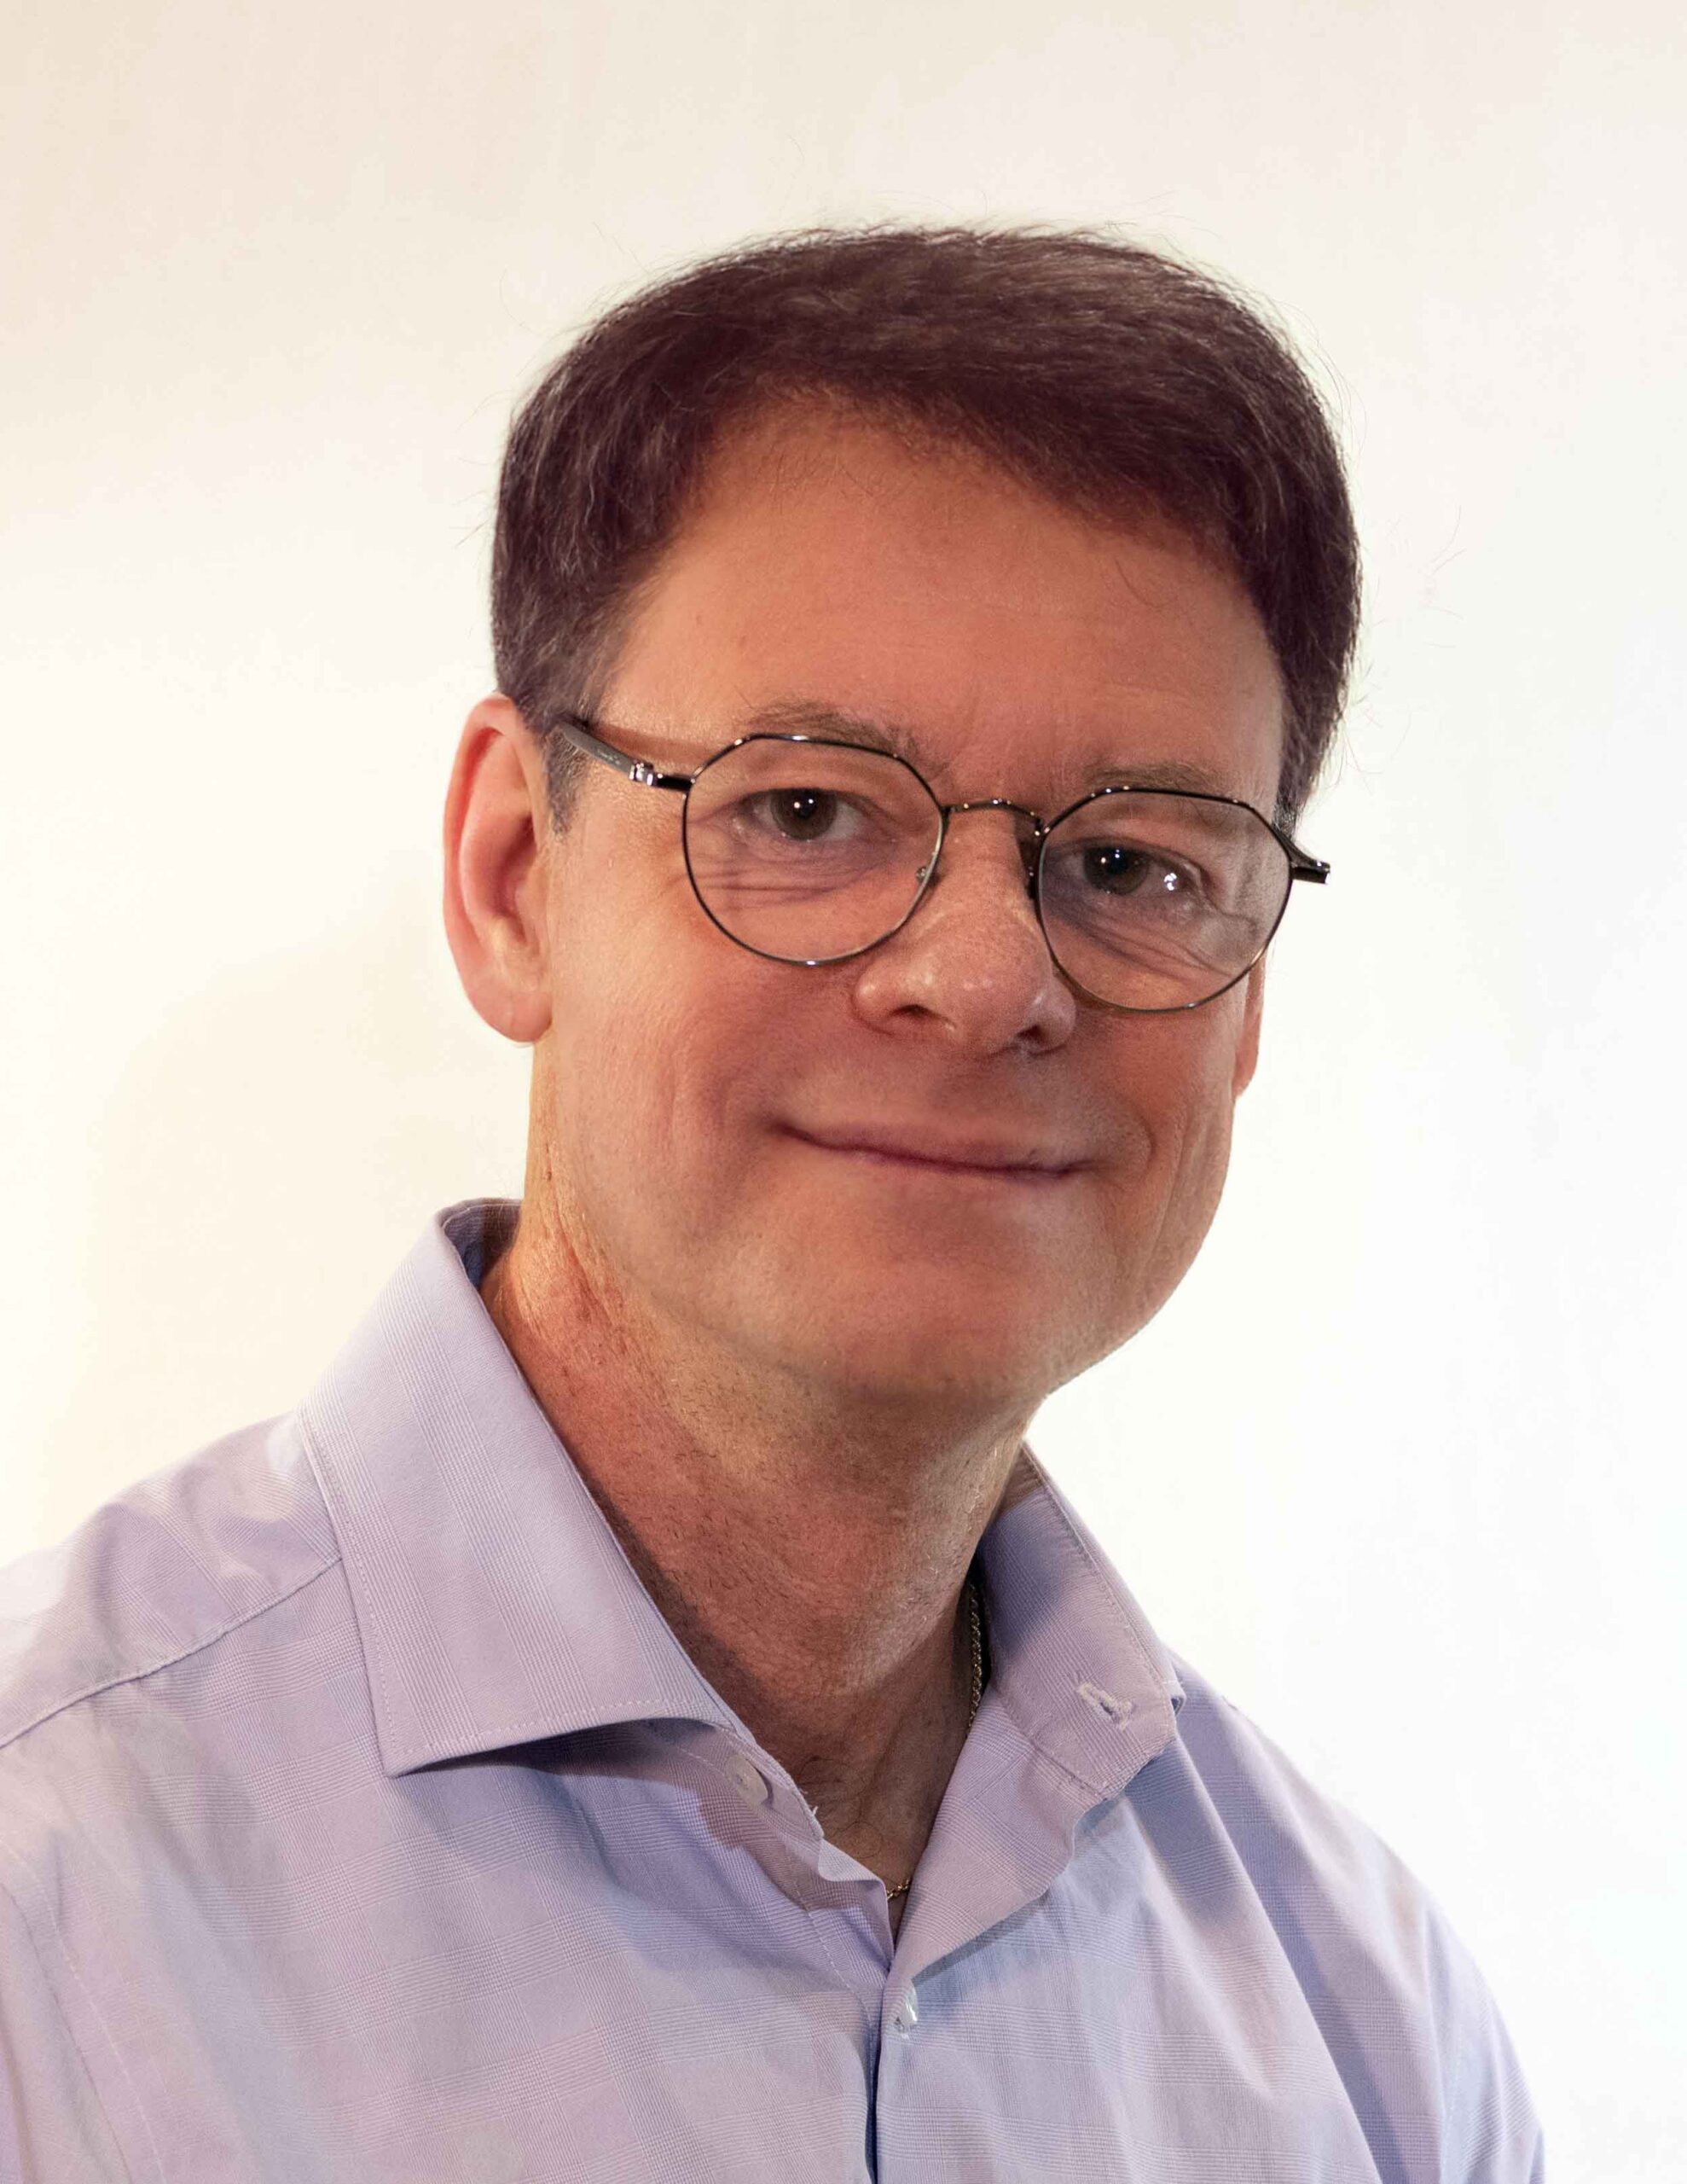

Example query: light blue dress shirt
[0,1199,1543,2181]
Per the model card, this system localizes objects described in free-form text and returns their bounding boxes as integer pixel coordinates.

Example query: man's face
[525,407,1284,1415]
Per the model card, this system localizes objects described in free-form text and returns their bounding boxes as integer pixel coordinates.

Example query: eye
[752,787,847,842]
[1079,843,1184,897]
[730,786,896,854]
[1066,839,1203,908]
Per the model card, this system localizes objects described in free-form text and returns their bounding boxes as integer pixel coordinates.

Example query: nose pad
[913,839,1038,911]
[928,801,1043,894]
[1011,815,1042,894]
[908,813,1051,971]
[851,802,1076,1049]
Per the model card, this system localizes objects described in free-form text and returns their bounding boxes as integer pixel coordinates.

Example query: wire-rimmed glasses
[554,713,1329,1014]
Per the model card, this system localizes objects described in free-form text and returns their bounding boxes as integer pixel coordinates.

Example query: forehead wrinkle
[737,697,1247,804]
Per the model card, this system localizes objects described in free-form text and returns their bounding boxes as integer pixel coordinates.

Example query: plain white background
[3,2,1683,2171]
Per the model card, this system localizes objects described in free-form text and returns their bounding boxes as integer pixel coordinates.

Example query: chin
[754,1273,1097,1412]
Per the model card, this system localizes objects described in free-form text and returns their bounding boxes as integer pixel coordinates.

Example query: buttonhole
[1077,1682,1133,1723]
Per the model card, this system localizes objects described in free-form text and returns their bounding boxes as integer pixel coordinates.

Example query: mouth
[785,1126,1084,1183]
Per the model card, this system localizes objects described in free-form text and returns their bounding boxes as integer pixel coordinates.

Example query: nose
[848,807,1077,1054]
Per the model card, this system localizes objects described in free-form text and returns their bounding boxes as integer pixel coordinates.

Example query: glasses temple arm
[554,713,693,793]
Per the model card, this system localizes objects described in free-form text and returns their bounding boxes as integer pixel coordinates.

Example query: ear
[442,694,555,1043]
[1232,956,1266,1098]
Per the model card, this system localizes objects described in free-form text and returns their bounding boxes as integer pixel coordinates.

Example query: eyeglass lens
[681,738,1290,1010]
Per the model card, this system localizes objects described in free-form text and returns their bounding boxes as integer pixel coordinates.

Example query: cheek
[545,903,791,1241]
[545,822,694,1118]
[1096,1002,1250,1223]
[554,972,690,1177]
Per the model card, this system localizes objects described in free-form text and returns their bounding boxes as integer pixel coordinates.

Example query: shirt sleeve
[1425,1889,1546,2182]
[0,1881,132,2183]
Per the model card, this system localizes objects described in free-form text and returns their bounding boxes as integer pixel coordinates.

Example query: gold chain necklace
[884,1576,985,1903]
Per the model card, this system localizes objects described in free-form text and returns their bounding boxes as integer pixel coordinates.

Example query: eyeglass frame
[550,711,1330,1015]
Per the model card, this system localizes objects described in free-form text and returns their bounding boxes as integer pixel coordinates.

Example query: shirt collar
[301,1198,1182,1792]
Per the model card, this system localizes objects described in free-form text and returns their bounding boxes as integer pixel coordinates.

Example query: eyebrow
[738,699,1246,803]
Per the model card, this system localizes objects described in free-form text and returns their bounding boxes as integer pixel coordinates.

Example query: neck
[479,1207,1030,1892]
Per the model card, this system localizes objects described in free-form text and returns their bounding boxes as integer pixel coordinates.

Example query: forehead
[605,405,1286,813]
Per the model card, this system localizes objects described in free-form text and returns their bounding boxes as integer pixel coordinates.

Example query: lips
[787,1124,1082,1176]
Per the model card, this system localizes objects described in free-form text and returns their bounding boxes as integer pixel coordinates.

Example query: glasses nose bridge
[930,797,1046,892]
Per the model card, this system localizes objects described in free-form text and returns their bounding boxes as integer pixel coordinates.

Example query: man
[0,227,1543,2179]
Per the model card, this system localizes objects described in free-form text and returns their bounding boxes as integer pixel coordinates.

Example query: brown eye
[1081,844,1165,896]
[760,789,841,841]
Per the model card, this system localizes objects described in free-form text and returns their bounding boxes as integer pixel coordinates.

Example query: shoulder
[0,1411,341,1763]
[1168,1652,1426,1932]
[1165,1651,1545,2181]
[0,1419,345,2167]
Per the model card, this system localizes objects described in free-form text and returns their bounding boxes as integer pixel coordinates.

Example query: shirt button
[728,1754,770,1807]
[890,1989,919,2037]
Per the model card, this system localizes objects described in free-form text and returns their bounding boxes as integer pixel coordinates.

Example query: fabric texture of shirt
[0,1198,1544,2182]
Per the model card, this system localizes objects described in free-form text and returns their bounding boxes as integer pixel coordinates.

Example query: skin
[443,404,1284,1935]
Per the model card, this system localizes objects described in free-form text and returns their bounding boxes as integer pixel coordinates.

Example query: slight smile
[785,1127,1084,1183]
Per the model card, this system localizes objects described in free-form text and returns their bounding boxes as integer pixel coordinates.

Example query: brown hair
[493,224,1359,826]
